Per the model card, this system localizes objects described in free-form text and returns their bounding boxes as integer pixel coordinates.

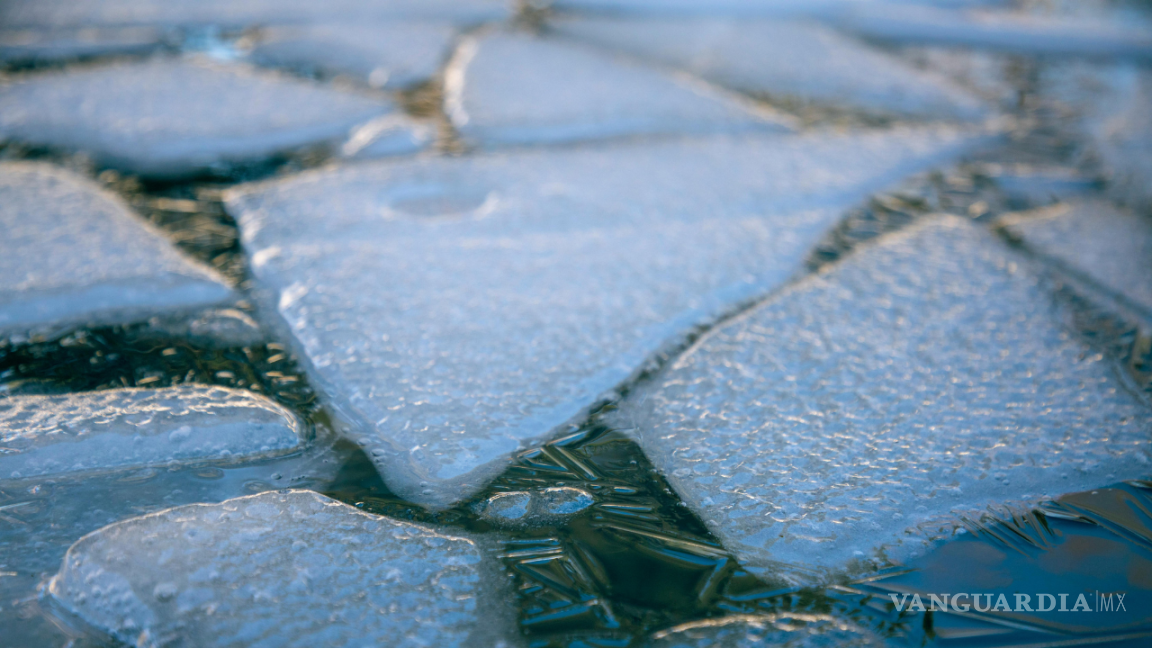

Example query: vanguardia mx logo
[888,592,1128,613]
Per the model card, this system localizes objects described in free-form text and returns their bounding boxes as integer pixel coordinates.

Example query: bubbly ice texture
[0,385,303,480]
[48,490,510,648]
[552,17,986,121]
[249,22,457,90]
[0,0,509,29]
[446,31,788,148]
[1001,200,1152,316]
[0,162,233,335]
[227,126,993,508]
[611,216,1152,574]
[649,614,882,648]
[0,59,393,179]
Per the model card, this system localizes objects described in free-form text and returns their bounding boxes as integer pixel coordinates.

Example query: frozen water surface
[834,4,1152,59]
[48,490,510,648]
[612,216,1152,574]
[227,126,991,508]
[0,0,509,30]
[0,26,165,65]
[249,22,457,90]
[0,59,396,178]
[0,385,303,480]
[649,614,882,648]
[0,162,233,334]
[447,31,787,148]
[1082,68,1152,209]
[1001,200,1152,315]
[553,17,986,121]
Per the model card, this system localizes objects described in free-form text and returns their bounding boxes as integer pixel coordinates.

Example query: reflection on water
[856,482,1152,646]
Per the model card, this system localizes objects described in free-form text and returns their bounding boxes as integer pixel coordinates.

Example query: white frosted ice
[835,4,1152,59]
[48,490,511,648]
[547,0,998,18]
[553,17,986,121]
[0,162,233,334]
[0,26,164,64]
[1084,68,1152,209]
[1001,200,1152,315]
[649,614,882,648]
[612,216,1152,574]
[548,0,857,17]
[0,59,394,178]
[0,0,509,29]
[0,385,303,480]
[250,22,457,90]
[0,386,302,481]
[227,126,991,508]
[447,31,787,148]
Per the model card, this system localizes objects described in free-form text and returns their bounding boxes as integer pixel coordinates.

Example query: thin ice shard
[227,126,991,508]
[835,4,1152,59]
[0,162,233,334]
[553,17,986,121]
[249,22,457,90]
[0,385,303,480]
[1001,200,1152,315]
[0,0,509,30]
[650,613,883,648]
[0,25,164,65]
[0,59,396,178]
[612,216,1152,574]
[447,31,788,148]
[48,490,511,648]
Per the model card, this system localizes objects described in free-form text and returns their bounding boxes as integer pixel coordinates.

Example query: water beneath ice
[2,1,1152,647]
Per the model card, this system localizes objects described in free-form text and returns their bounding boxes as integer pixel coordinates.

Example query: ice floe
[0,385,303,481]
[249,22,457,90]
[553,17,986,121]
[0,162,233,335]
[0,0,509,30]
[612,216,1152,574]
[649,613,882,648]
[227,126,992,508]
[48,490,510,648]
[0,26,165,65]
[834,4,1152,60]
[0,59,398,178]
[1001,200,1152,315]
[446,31,787,148]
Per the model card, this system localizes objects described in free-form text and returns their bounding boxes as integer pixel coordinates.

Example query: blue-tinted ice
[1001,200,1152,316]
[227,126,991,508]
[447,31,788,148]
[48,490,511,648]
[612,216,1152,575]
[553,17,986,121]
[0,59,398,178]
[0,162,233,335]
[0,25,164,65]
[0,385,303,481]
[249,22,457,90]
[0,0,509,30]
